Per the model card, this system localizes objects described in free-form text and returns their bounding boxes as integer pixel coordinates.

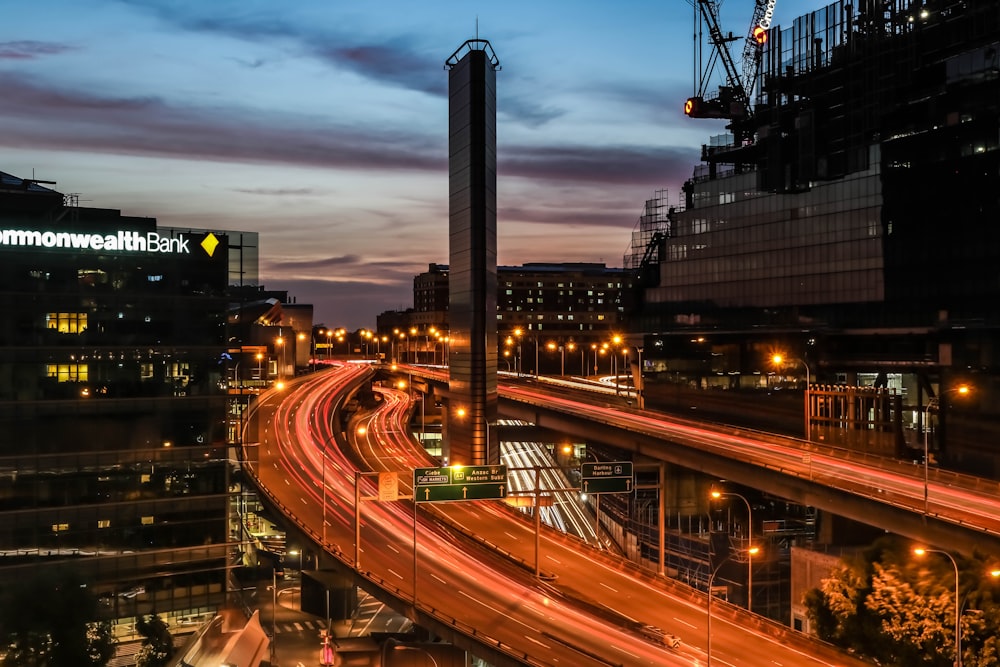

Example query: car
[639,624,682,649]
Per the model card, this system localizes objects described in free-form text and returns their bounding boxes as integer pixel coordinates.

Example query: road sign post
[580,461,634,494]
[413,465,508,503]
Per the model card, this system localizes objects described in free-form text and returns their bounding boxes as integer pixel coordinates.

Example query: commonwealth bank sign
[0,228,222,258]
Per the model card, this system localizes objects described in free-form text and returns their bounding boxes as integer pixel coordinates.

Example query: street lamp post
[711,490,755,612]
[390,643,439,667]
[275,333,285,379]
[707,546,759,666]
[567,342,583,376]
[923,384,970,515]
[914,547,961,667]
[547,342,565,376]
[314,434,340,547]
[924,397,938,516]
[772,354,811,440]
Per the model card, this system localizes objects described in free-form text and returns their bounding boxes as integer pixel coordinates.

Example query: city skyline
[1,0,830,329]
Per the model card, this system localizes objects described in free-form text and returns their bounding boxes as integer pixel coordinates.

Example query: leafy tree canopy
[804,535,1000,667]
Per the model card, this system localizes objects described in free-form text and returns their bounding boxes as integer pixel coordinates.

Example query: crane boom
[742,0,776,103]
[685,0,775,139]
[696,0,748,117]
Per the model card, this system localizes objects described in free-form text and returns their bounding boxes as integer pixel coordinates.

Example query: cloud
[266,255,363,272]
[0,70,696,192]
[318,42,446,96]
[232,187,325,196]
[501,143,696,186]
[0,40,75,60]
[120,0,448,96]
[0,71,444,172]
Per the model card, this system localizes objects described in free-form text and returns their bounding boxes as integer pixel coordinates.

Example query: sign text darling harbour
[0,228,191,254]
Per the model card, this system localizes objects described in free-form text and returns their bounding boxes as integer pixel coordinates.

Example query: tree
[0,568,116,667]
[134,614,174,667]
[804,535,1000,667]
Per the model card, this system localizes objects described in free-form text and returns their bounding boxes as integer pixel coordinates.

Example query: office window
[46,312,88,334]
[46,364,89,382]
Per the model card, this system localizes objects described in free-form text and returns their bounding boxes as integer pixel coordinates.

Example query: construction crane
[685,0,775,141]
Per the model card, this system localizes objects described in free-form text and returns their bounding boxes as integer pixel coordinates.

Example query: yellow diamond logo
[201,233,220,257]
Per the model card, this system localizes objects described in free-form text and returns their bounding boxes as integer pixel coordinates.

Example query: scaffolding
[622,189,676,287]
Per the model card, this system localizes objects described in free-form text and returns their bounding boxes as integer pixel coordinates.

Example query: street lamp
[914,547,961,667]
[275,334,285,379]
[547,341,565,376]
[390,643,439,667]
[923,384,970,515]
[707,546,759,666]
[771,354,811,440]
[288,549,303,575]
[511,329,524,376]
[710,490,755,612]
[567,341,583,376]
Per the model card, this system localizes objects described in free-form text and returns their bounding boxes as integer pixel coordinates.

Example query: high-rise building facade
[0,170,255,632]
[629,1,1000,472]
[386,262,632,375]
[446,39,500,466]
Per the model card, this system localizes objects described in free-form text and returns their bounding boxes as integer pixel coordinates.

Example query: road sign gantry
[581,461,634,494]
[413,465,508,503]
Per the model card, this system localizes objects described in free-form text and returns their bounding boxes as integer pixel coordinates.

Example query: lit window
[98,519,111,529]
[46,364,89,382]
[141,516,154,525]
[46,312,88,334]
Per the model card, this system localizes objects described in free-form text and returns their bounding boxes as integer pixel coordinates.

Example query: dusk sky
[2,0,831,330]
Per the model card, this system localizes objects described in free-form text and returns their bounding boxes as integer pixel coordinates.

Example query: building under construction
[628,1,1000,473]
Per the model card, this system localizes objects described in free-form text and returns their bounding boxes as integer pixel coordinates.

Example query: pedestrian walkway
[108,634,191,667]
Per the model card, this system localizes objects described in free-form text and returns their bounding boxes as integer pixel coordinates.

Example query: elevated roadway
[241,364,871,667]
[403,366,1000,558]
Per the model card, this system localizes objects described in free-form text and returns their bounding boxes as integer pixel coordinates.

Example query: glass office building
[628,1,1000,471]
[0,170,257,632]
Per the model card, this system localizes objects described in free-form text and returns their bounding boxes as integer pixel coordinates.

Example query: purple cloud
[0,40,75,60]
[0,71,444,172]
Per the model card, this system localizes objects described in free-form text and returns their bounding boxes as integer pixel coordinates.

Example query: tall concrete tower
[445,39,500,466]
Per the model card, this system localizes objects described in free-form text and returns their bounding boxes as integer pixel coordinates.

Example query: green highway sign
[581,461,634,494]
[413,465,508,503]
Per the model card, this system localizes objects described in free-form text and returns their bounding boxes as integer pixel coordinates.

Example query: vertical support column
[658,461,666,577]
